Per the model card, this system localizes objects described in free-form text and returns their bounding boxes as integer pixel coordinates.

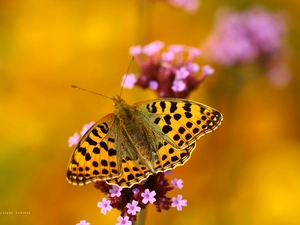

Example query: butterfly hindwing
[105,140,196,188]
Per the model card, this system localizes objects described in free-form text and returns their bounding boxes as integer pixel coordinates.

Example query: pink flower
[116,216,132,225]
[97,198,112,215]
[80,122,94,137]
[109,185,123,197]
[76,220,91,225]
[172,79,186,92]
[68,132,79,147]
[141,189,156,204]
[171,195,187,211]
[171,178,183,189]
[129,45,142,56]
[126,200,141,215]
[126,41,212,98]
[202,65,214,76]
[121,74,137,89]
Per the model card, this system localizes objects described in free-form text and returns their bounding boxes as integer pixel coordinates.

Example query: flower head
[80,122,95,137]
[97,198,113,215]
[171,194,187,211]
[171,178,183,189]
[141,189,156,204]
[126,41,213,98]
[76,220,91,225]
[202,6,290,86]
[121,74,137,89]
[116,216,132,225]
[109,185,123,197]
[126,200,141,215]
[68,132,79,147]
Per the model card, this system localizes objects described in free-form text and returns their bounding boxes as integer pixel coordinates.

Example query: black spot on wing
[170,102,177,113]
[163,115,172,125]
[160,101,166,112]
[86,136,97,146]
[162,125,172,134]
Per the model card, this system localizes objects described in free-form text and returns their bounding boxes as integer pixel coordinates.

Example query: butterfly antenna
[71,85,114,100]
[119,56,135,97]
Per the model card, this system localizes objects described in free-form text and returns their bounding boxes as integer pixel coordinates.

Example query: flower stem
[133,208,147,225]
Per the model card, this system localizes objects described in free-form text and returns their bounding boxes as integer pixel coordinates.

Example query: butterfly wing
[133,98,223,149]
[66,114,123,186]
[105,140,196,188]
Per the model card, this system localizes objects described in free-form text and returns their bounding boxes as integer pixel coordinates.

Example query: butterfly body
[67,96,223,188]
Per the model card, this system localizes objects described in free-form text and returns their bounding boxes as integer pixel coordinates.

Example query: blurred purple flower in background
[202,6,291,87]
[152,0,200,13]
[125,41,214,98]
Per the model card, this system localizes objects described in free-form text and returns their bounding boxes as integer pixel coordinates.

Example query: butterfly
[66,95,223,188]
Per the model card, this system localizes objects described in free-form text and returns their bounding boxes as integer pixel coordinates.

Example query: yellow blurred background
[1,0,300,225]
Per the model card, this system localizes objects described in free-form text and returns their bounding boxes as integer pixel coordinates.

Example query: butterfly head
[113,95,125,107]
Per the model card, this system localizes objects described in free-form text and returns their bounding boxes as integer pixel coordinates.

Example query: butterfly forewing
[67,114,122,186]
[133,98,223,149]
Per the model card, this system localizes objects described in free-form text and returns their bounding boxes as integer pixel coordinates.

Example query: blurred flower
[125,41,214,98]
[121,73,137,89]
[202,6,291,86]
[68,122,94,147]
[171,178,183,189]
[68,132,79,147]
[171,194,187,211]
[156,0,200,13]
[80,122,95,137]
[76,220,91,225]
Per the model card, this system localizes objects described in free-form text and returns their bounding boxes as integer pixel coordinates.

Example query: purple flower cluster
[203,6,291,86]
[94,173,187,224]
[123,41,214,98]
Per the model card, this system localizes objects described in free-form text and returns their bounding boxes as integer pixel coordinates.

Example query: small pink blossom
[76,220,91,225]
[143,41,164,56]
[202,65,214,76]
[121,74,137,89]
[126,200,141,215]
[116,216,132,225]
[141,189,156,204]
[172,79,186,92]
[171,178,183,189]
[149,80,159,90]
[129,45,142,56]
[175,67,190,79]
[68,132,79,147]
[80,122,94,137]
[97,198,112,215]
[186,62,200,72]
[168,44,185,53]
[162,51,175,62]
[171,194,187,211]
[109,185,123,197]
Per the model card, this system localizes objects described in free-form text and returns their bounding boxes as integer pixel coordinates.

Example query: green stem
[132,208,147,225]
